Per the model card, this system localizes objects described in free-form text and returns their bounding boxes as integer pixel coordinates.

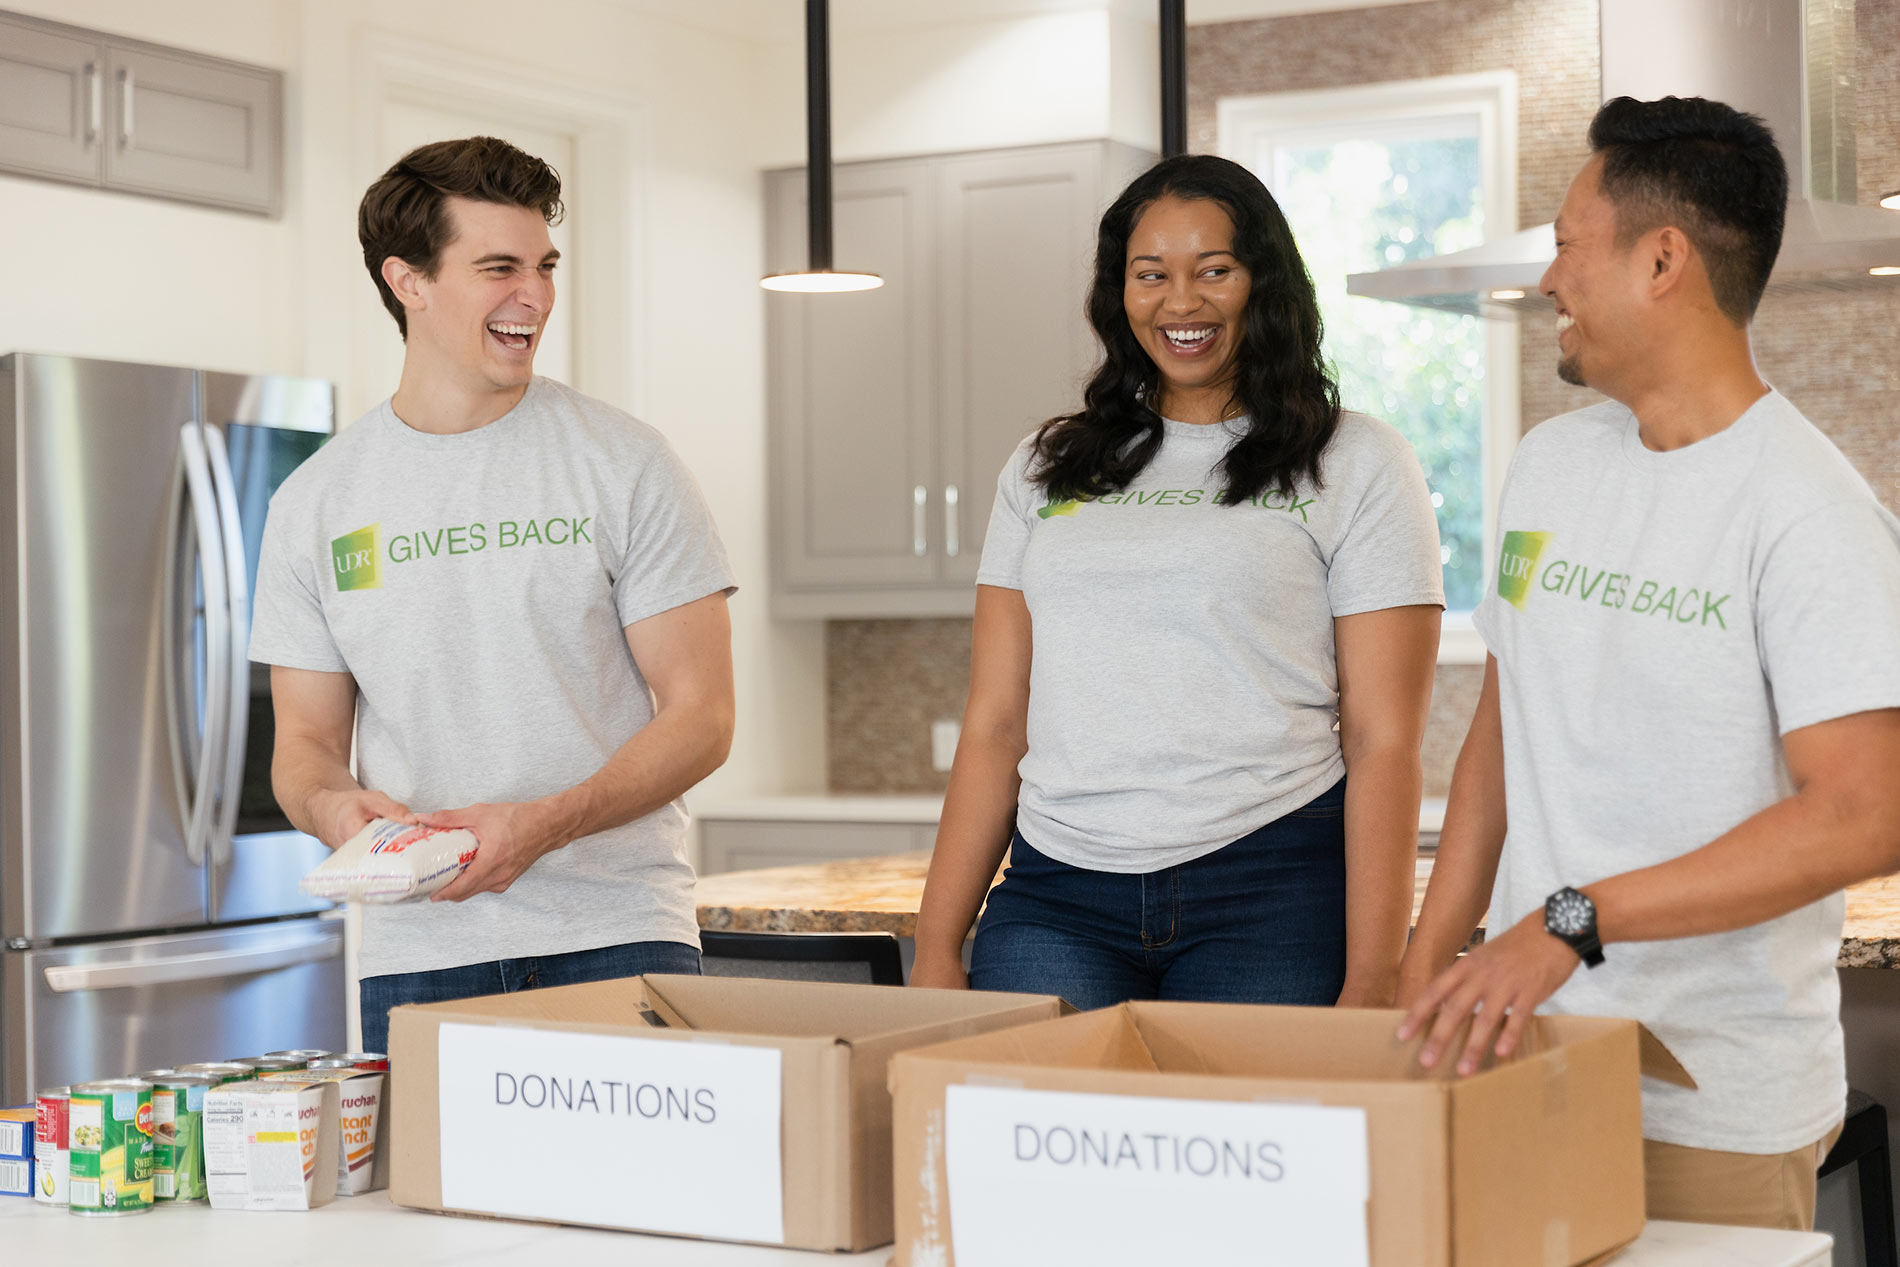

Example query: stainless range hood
[1347,0,1900,316]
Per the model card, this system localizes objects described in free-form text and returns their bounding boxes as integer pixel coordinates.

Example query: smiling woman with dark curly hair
[911,154,1446,1011]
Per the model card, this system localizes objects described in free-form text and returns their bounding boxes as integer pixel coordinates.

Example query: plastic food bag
[298,818,479,904]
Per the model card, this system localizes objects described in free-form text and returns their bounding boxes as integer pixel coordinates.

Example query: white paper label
[436,1022,784,1243]
[944,1085,1370,1267]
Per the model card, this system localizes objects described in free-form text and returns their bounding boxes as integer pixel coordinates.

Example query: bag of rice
[298,818,480,904]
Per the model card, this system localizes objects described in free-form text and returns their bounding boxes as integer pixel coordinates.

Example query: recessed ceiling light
[1489,289,1526,301]
[1871,266,1900,277]
[1881,191,1900,212]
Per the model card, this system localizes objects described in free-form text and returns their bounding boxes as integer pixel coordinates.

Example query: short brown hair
[358,137,565,339]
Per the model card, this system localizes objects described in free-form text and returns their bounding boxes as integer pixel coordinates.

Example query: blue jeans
[969,779,1347,1010]
[358,940,701,1054]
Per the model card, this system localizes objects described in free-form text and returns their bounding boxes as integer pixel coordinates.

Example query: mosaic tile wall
[827,0,1900,794]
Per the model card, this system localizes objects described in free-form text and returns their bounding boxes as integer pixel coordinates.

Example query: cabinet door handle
[85,63,101,144]
[912,485,928,557]
[944,484,960,557]
[118,66,134,149]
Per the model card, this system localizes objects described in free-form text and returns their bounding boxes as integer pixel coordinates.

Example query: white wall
[0,0,825,807]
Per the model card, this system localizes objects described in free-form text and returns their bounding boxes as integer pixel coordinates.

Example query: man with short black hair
[251,137,736,1053]
[1398,96,1900,1229]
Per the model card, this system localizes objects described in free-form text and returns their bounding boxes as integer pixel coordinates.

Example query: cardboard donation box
[388,974,1068,1251]
[889,1002,1693,1267]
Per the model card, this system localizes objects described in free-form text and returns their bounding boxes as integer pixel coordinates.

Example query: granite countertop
[696,851,1900,969]
[691,795,1450,833]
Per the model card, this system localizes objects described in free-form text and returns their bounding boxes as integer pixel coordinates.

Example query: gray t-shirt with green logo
[1474,390,1900,1153]
[978,412,1445,872]
[250,377,735,978]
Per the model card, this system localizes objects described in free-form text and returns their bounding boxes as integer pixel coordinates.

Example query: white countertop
[693,794,1448,833]
[0,1192,1830,1266]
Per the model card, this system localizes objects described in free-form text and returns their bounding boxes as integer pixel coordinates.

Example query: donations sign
[944,1085,1368,1266]
[436,1022,783,1243]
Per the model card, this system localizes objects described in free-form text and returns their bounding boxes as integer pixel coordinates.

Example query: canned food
[35,1088,69,1206]
[148,1074,218,1203]
[177,1063,254,1085]
[262,1049,331,1063]
[306,1058,359,1071]
[229,1057,305,1075]
[133,1070,178,1082]
[335,1052,389,1072]
[68,1080,153,1217]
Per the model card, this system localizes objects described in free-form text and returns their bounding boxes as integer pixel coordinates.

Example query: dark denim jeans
[358,939,701,1054]
[969,779,1347,1010]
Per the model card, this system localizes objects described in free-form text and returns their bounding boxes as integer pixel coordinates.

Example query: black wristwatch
[1544,886,1605,968]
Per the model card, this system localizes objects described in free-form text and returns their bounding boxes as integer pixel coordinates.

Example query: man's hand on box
[421,802,564,902]
[317,788,416,852]
[1394,911,1581,1077]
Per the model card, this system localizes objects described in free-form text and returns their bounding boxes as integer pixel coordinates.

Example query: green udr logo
[331,524,382,592]
[1496,530,1551,609]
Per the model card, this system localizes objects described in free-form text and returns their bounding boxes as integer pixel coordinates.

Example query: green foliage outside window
[1274,134,1487,611]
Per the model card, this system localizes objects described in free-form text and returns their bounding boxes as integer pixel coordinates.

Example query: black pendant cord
[805,0,834,273]
[1159,0,1187,159]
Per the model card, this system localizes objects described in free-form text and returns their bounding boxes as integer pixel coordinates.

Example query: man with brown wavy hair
[250,137,736,1052]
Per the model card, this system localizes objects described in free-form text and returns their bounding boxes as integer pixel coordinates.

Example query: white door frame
[350,29,650,419]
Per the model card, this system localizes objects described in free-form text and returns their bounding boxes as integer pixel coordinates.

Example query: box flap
[645,975,1062,1045]
[1447,1018,1645,1267]
[1636,1026,1695,1090]
[1531,1015,1696,1091]
[1128,1002,1461,1082]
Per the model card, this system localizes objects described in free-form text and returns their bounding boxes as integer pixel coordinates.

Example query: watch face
[1548,888,1593,937]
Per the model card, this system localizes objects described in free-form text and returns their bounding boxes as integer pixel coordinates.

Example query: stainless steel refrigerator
[1,353,345,1104]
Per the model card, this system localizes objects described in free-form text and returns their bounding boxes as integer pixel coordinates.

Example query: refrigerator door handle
[41,927,341,993]
[203,425,250,868]
[175,423,231,868]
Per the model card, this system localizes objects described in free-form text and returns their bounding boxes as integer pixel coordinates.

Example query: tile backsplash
[825,0,1900,797]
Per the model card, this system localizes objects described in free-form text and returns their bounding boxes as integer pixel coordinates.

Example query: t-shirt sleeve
[247,489,350,673]
[1756,499,1900,735]
[611,439,739,629]
[1326,437,1447,617]
[974,439,1039,592]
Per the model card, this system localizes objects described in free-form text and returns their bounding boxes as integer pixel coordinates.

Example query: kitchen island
[0,1189,1834,1266]
[696,851,1900,968]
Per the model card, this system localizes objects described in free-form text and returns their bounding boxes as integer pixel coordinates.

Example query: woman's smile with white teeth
[1163,326,1217,347]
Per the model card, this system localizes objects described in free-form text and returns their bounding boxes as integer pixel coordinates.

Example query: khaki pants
[1644,1124,1843,1231]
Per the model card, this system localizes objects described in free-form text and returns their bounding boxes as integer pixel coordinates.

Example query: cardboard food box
[204,1079,340,1211]
[389,974,1069,1251]
[889,1002,1693,1267]
[262,1069,385,1195]
[0,1106,33,1159]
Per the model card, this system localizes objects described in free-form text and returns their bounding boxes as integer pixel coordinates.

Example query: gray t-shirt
[1475,390,1900,1153]
[978,412,1445,872]
[250,377,736,978]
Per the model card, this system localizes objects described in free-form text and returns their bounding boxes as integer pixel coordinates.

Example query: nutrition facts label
[205,1095,313,1209]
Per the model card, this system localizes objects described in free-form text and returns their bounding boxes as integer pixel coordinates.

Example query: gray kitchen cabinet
[0,18,101,184]
[767,161,939,593]
[0,10,281,216]
[103,44,280,215]
[768,140,1153,618]
[699,821,933,876]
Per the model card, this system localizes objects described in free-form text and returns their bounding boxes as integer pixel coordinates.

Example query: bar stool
[1819,1088,1898,1267]
[699,930,906,986]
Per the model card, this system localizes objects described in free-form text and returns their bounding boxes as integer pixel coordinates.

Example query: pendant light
[761,0,882,293]
[1159,0,1186,159]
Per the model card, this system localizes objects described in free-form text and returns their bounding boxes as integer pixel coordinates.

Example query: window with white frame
[1220,72,1519,660]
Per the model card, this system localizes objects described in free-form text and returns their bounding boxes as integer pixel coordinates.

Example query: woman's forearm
[1339,745,1423,998]
[914,732,1024,960]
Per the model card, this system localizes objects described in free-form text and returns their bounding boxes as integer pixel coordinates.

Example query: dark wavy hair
[1031,154,1339,505]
